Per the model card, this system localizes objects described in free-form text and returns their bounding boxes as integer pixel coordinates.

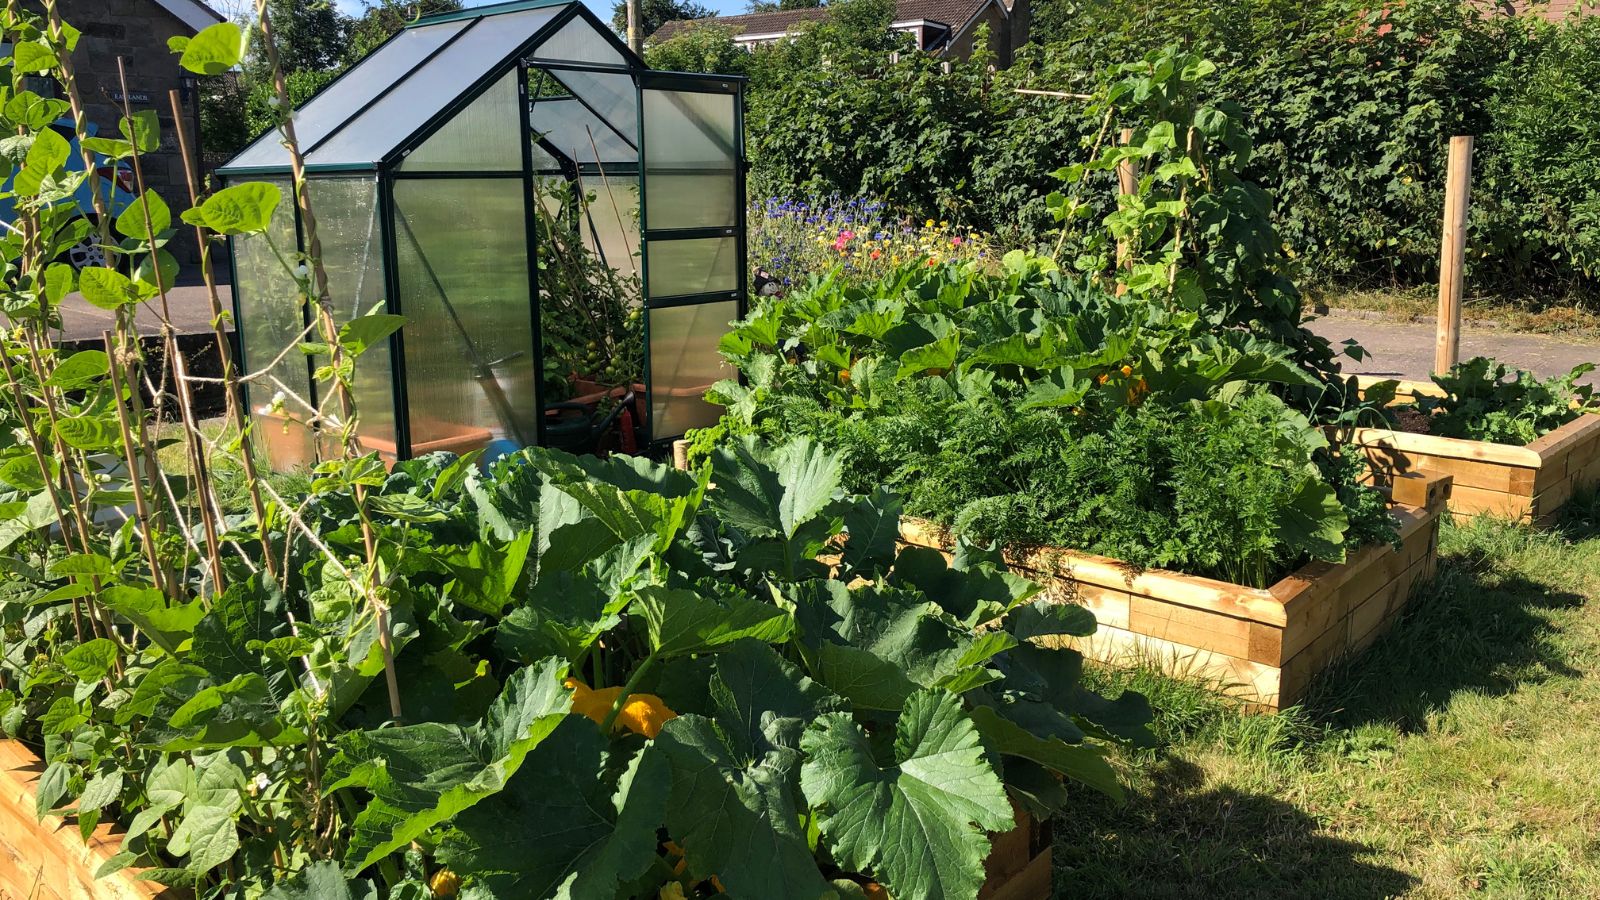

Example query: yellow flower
[617,693,677,738]
[430,869,462,898]
[564,677,677,738]
[925,218,935,229]
[1120,365,1133,377]
[659,883,687,900]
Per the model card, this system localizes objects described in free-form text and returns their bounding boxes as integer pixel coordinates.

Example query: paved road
[55,284,234,343]
[1307,311,1600,387]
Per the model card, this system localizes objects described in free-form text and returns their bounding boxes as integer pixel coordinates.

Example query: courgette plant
[3,433,1153,899]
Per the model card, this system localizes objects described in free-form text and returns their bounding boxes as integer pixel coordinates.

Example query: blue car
[0,117,136,269]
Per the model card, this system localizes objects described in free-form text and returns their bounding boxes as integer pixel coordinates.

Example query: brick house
[41,0,223,268]
[650,0,1031,66]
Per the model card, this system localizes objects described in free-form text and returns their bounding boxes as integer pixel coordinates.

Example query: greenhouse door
[637,73,744,443]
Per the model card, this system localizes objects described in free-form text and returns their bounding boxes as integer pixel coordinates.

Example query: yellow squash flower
[429,869,461,898]
[659,883,687,900]
[564,677,678,738]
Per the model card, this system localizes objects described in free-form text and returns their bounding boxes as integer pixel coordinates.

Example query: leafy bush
[654,0,1600,298]
[1417,357,1597,445]
[697,254,1396,586]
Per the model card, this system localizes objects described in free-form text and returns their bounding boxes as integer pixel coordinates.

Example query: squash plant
[1,435,1152,898]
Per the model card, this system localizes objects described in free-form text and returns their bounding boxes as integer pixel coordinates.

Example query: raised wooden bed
[978,807,1051,900]
[900,471,1452,711]
[1353,379,1600,523]
[0,740,182,900]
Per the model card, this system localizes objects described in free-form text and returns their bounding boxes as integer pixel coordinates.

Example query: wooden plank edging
[0,739,183,900]
[898,471,1450,710]
[1350,426,1545,468]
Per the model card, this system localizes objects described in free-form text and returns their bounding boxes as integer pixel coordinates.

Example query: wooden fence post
[1113,128,1137,291]
[1435,135,1474,375]
[1116,127,1137,199]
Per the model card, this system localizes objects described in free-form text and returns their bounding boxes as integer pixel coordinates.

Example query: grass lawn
[1060,498,1600,899]
[1304,285,1600,341]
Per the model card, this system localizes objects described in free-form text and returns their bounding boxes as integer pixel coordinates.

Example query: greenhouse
[217,0,746,468]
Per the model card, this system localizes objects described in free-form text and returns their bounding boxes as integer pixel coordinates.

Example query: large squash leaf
[799,689,1013,900]
[707,436,843,543]
[437,717,667,900]
[329,658,571,871]
[633,585,794,657]
[646,642,837,899]
[263,861,377,900]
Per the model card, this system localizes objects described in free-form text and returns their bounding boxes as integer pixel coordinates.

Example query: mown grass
[1304,284,1600,340]
[153,417,311,513]
[1059,495,1600,899]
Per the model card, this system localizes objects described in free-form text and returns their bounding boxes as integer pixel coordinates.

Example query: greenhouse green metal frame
[217,0,747,466]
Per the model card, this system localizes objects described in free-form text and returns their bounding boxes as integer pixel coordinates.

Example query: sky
[325,0,752,21]
[204,0,753,30]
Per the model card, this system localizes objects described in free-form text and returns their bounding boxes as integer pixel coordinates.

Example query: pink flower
[951,236,963,246]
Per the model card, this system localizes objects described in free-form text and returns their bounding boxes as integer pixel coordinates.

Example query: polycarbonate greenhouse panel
[647,301,737,439]
[577,179,640,276]
[234,177,317,465]
[548,68,638,146]
[641,89,737,230]
[392,178,539,454]
[400,71,523,172]
[530,98,634,168]
[224,19,468,172]
[645,236,737,298]
[528,13,628,66]
[306,176,397,450]
[303,5,561,168]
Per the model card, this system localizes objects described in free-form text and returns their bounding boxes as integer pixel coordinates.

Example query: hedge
[656,0,1600,298]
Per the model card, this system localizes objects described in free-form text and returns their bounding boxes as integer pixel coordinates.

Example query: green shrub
[653,0,1600,299]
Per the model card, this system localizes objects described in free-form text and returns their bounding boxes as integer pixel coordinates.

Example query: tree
[346,0,464,62]
[248,0,350,78]
[644,23,752,75]
[611,0,714,41]
[747,0,824,13]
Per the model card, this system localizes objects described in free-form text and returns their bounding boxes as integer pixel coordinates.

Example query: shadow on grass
[1052,757,1414,899]
[1300,513,1587,732]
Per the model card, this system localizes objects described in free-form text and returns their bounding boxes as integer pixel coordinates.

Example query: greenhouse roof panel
[307,6,562,168]
[222,19,469,173]
[219,3,577,173]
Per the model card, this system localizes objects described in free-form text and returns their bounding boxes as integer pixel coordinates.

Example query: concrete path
[1307,311,1600,387]
[55,284,234,343]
